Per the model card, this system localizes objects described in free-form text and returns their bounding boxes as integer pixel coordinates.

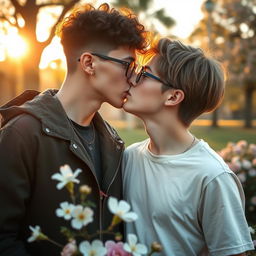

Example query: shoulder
[195,140,232,177]
[1,114,41,142]
[124,139,149,156]
[3,113,40,130]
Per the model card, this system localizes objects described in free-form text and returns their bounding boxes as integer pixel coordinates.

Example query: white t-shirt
[123,139,254,256]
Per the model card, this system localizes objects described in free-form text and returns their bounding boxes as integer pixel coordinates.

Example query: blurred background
[0,0,256,137]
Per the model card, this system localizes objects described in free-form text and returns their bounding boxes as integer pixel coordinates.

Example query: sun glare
[5,33,28,59]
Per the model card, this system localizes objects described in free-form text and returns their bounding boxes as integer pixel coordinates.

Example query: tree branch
[41,0,80,48]
[38,3,65,8]
[0,14,19,29]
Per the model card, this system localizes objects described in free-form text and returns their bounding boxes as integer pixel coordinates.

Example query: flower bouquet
[27,165,162,256]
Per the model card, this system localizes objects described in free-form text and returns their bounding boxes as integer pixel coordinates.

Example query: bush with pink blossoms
[219,140,256,249]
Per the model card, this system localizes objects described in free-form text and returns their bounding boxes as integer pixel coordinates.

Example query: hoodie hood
[0,90,72,138]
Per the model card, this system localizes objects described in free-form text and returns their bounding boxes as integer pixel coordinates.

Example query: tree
[0,0,81,91]
[112,0,175,32]
[189,0,256,128]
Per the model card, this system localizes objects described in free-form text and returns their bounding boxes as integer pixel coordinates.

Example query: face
[90,46,135,108]
[123,56,170,117]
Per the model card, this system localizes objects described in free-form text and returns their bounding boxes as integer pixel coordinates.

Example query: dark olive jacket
[0,90,124,256]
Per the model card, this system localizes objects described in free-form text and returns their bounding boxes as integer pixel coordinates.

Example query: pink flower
[105,241,131,256]
[228,162,241,173]
[252,158,256,167]
[61,240,77,256]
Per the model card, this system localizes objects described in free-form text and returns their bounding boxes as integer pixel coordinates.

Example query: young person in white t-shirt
[122,38,254,256]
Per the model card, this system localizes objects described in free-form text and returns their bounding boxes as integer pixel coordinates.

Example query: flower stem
[47,238,64,248]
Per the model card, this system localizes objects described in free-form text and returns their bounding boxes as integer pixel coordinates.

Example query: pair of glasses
[78,53,135,79]
[135,66,175,88]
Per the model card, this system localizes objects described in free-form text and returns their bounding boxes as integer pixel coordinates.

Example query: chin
[122,103,135,114]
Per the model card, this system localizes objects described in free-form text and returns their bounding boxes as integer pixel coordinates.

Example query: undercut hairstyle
[153,38,225,127]
[56,3,148,72]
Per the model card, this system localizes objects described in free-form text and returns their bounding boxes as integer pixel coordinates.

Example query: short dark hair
[154,38,225,127]
[56,3,148,71]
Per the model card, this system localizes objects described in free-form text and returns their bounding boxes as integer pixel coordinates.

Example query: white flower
[249,226,255,235]
[248,168,256,177]
[51,165,82,190]
[108,197,138,222]
[237,172,246,183]
[123,234,148,256]
[79,240,107,256]
[242,159,252,170]
[71,205,93,229]
[56,202,75,220]
[27,225,46,243]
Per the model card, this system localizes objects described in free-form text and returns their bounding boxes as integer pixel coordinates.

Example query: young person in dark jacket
[0,3,147,255]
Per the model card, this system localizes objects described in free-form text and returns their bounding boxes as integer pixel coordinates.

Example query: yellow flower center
[78,214,85,221]
[89,250,96,256]
[131,245,136,252]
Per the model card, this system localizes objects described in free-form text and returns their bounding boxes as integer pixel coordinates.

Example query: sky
[154,0,204,38]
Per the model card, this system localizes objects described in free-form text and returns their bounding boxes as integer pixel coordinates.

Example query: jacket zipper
[101,147,123,237]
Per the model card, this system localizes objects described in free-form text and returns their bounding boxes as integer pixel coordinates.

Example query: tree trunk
[211,109,218,128]
[244,85,254,128]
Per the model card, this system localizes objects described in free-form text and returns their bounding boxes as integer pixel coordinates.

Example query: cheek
[126,86,163,112]
[97,64,126,85]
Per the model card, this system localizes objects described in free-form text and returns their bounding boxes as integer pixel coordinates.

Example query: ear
[79,52,95,75]
[164,89,184,107]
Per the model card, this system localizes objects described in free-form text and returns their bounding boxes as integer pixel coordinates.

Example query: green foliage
[117,126,256,150]
[112,0,175,32]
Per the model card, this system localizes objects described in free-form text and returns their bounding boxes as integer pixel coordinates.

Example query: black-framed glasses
[136,66,175,88]
[78,53,135,79]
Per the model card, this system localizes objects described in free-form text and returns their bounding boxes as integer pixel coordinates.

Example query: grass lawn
[116,126,256,151]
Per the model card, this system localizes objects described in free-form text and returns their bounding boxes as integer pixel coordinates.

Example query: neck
[56,74,102,126]
[142,115,196,155]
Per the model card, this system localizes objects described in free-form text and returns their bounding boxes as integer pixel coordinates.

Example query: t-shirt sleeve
[199,172,254,256]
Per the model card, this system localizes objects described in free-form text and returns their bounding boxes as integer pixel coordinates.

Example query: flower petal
[108,197,118,214]
[56,209,64,217]
[118,200,131,213]
[60,165,72,176]
[123,243,132,253]
[79,241,90,254]
[92,239,104,249]
[71,219,83,230]
[60,201,69,209]
[57,182,66,190]
[73,168,82,177]
[51,173,63,181]
[122,212,138,222]
[127,234,137,246]
[136,244,148,254]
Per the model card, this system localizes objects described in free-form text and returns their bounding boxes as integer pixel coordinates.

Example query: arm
[199,172,254,256]
[0,125,35,255]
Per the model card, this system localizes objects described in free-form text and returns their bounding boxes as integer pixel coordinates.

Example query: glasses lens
[126,61,135,79]
[136,67,144,83]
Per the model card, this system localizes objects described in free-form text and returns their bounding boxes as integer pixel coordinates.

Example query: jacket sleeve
[0,125,35,255]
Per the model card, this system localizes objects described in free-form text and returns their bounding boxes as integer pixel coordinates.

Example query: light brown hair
[153,38,225,127]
